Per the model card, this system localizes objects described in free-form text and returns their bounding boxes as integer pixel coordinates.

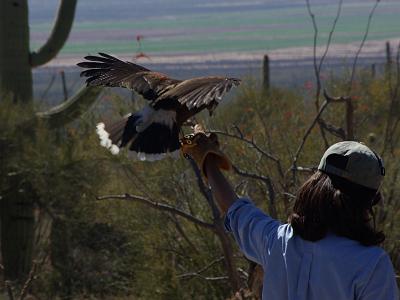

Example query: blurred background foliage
[0,64,399,299]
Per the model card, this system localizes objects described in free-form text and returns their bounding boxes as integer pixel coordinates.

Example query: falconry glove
[180,131,231,179]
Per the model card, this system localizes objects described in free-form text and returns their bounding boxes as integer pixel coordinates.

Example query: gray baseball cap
[318,141,385,190]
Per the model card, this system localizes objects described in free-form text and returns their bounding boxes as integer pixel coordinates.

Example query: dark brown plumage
[77,53,241,161]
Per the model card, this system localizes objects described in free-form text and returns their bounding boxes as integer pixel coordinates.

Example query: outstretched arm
[204,154,238,214]
[205,154,280,266]
[182,132,281,265]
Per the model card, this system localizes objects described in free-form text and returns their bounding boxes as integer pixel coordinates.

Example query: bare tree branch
[291,166,317,173]
[210,128,284,178]
[169,215,200,254]
[348,0,380,92]
[97,193,214,230]
[155,247,193,260]
[323,90,351,103]
[306,0,334,105]
[305,0,343,147]
[292,90,351,174]
[317,0,343,79]
[323,91,355,139]
[197,275,229,281]
[292,99,329,168]
[187,157,220,219]
[177,256,225,279]
[19,262,38,300]
[232,165,277,218]
[318,118,346,139]
[211,129,279,163]
[281,192,296,199]
[305,0,319,107]
[178,272,229,281]
[317,0,343,145]
[237,267,249,280]
[304,0,378,141]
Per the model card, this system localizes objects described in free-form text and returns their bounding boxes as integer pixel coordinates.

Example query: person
[181,131,399,300]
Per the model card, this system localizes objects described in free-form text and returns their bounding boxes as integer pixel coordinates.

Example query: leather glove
[180,127,231,178]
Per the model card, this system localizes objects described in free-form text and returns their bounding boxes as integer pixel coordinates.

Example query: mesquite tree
[0,0,101,281]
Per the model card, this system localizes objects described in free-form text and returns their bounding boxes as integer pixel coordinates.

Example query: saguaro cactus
[0,0,32,103]
[262,54,270,91]
[0,0,102,281]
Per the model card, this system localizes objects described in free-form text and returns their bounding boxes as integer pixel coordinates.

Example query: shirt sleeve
[359,252,399,300]
[224,198,281,266]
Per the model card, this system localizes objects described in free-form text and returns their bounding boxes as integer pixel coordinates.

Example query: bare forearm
[205,155,238,214]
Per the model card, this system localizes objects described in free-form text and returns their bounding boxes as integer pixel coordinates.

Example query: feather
[77,53,178,101]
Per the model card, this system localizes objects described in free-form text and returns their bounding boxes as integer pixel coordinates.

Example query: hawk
[77,53,241,161]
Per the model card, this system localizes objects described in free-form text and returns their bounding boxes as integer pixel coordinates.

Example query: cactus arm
[36,86,102,127]
[30,0,77,67]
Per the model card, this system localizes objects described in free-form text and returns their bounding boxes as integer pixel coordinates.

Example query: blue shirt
[225,198,399,300]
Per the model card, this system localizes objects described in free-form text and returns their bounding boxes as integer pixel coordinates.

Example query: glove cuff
[200,151,231,180]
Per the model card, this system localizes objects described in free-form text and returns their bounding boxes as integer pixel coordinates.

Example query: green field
[30,1,400,56]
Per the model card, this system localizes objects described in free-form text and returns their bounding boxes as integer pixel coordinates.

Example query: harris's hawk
[77,53,240,161]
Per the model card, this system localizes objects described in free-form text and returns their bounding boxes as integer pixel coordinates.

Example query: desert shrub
[1,68,399,299]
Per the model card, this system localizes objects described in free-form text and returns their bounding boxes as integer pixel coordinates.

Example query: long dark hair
[289,171,385,246]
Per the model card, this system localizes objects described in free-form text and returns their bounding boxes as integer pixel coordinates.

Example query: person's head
[289,141,386,246]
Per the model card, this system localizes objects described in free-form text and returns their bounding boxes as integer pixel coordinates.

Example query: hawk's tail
[96,112,180,161]
[96,114,139,155]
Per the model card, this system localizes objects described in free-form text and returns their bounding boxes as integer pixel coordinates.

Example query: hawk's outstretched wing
[157,77,241,109]
[77,53,180,100]
[77,53,240,109]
